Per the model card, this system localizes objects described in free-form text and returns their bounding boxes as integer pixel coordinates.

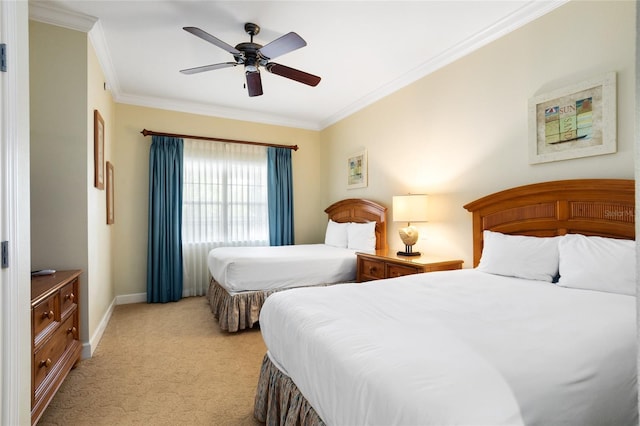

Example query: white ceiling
[30,0,566,130]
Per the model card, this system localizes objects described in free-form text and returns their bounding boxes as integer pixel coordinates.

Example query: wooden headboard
[325,199,388,251]
[463,179,635,267]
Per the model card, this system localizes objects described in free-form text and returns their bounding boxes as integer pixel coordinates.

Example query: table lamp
[392,194,428,256]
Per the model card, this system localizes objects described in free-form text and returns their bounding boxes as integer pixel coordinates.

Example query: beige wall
[322,0,635,267]
[87,35,116,345]
[112,105,324,297]
[29,22,91,343]
[30,21,116,351]
[30,22,88,272]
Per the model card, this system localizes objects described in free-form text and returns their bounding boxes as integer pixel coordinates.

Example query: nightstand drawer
[359,258,385,280]
[424,262,463,272]
[387,264,419,278]
[356,251,463,283]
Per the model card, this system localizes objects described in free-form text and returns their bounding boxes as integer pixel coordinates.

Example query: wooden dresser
[357,251,463,282]
[31,270,82,425]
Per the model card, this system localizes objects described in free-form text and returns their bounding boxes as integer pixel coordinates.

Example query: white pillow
[477,230,560,282]
[324,219,349,248]
[557,234,636,296]
[347,221,377,251]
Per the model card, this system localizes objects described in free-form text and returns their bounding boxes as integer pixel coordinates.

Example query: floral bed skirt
[254,353,325,425]
[206,278,274,332]
[207,278,340,333]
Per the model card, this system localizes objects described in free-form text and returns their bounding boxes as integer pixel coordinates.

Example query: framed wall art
[528,72,616,164]
[106,161,114,224]
[347,149,368,189]
[94,109,105,189]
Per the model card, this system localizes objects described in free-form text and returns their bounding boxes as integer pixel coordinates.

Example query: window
[182,139,268,295]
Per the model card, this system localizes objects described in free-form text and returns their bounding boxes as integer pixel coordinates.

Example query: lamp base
[397,244,420,257]
[397,250,421,257]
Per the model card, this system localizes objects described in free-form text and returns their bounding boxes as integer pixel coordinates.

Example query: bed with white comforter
[206,198,388,332]
[257,268,636,425]
[207,244,358,294]
[253,179,637,425]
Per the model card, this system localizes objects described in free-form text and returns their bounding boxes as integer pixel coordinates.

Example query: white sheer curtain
[182,139,269,296]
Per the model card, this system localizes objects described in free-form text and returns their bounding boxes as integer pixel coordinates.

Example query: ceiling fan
[180,22,321,97]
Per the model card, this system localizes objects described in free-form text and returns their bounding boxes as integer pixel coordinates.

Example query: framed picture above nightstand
[356,250,463,282]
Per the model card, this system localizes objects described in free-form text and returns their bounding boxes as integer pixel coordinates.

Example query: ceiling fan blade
[265,63,321,87]
[183,27,241,55]
[180,62,237,75]
[246,71,263,97]
[259,32,306,60]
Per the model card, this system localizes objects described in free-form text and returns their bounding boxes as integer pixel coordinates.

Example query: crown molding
[29,2,121,100]
[88,20,121,95]
[319,0,569,129]
[115,92,321,131]
[29,1,97,32]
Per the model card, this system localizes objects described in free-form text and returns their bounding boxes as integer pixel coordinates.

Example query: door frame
[1,2,32,425]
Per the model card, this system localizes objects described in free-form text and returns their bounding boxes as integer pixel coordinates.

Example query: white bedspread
[260,269,637,426]
[207,244,359,293]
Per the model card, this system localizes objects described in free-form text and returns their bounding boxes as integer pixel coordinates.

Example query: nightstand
[356,250,463,282]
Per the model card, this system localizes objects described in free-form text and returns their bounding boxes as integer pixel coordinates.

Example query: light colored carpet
[38,296,267,426]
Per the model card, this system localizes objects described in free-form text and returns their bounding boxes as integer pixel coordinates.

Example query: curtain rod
[140,129,298,151]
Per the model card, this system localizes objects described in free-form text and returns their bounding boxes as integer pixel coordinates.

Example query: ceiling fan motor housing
[234,42,264,72]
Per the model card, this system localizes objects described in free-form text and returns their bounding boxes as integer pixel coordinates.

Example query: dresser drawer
[33,294,59,345]
[359,258,385,280]
[60,279,78,317]
[387,264,420,278]
[64,310,79,348]
[33,314,75,392]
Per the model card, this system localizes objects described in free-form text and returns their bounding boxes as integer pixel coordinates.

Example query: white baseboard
[116,292,147,305]
[81,297,116,359]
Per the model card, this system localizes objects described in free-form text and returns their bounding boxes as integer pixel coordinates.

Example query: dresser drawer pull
[368,267,377,273]
[41,310,54,320]
[39,358,52,368]
[65,293,75,303]
[67,326,77,335]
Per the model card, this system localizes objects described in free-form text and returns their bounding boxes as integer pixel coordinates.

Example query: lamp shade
[393,194,428,223]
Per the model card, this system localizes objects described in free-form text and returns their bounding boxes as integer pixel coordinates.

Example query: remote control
[31,269,56,276]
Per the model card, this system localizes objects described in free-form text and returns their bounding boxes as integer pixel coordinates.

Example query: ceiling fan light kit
[181,22,321,97]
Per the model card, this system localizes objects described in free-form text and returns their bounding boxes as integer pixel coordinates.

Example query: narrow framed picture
[94,109,105,189]
[347,149,368,189]
[528,72,616,164]
[106,161,114,224]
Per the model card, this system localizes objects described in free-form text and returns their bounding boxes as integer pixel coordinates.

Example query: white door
[1,2,31,424]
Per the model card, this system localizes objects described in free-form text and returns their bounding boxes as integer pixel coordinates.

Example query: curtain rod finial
[141,129,149,136]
